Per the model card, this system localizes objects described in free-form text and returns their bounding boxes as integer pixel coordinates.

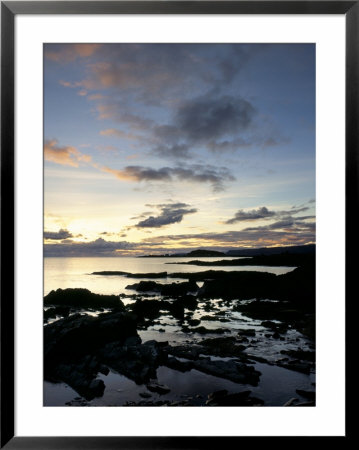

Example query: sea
[44,257,315,407]
[44,256,295,296]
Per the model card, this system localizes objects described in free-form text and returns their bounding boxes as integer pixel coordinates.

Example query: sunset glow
[44,43,315,256]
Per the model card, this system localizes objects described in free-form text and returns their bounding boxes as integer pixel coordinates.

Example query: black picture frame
[1,1,355,447]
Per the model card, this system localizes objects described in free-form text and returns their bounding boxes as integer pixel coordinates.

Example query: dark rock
[189,326,230,335]
[54,306,70,317]
[146,382,171,395]
[277,361,312,374]
[44,311,138,365]
[165,356,193,372]
[44,288,124,309]
[296,389,315,400]
[98,339,168,384]
[44,308,57,321]
[200,315,217,321]
[139,392,152,398]
[238,329,256,337]
[98,365,109,376]
[280,349,315,362]
[200,336,246,357]
[126,281,161,292]
[50,357,105,400]
[283,398,298,406]
[144,340,168,348]
[88,379,105,397]
[261,320,277,329]
[123,336,142,347]
[161,280,198,296]
[207,389,228,402]
[206,390,264,406]
[188,318,201,327]
[167,345,202,360]
[193,358,261,385]
[131,299,165,320]
[126,280,198,297]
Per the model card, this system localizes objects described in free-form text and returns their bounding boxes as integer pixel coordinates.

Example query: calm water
[44,257,313,407]
[44,256,295,296]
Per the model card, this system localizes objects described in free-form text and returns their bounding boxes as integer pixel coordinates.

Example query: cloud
[44,140,92,167]
[153,143,191,160]
[225,207,276,224]
[53,44,254,98]
[44,237,138,257]
[45,138,232,191]
[94,91,285,160]
[149,94,260,159]
[224,205,310,224]
[44,228,73,240]
[44,44,102,62]
[243,216,315,232]
[59,80,82,88]
[100,128,139,141]
[134,202,197,228]
[176,95,256,142]
[51,43,284,160]
[96,104,154,130]
[101,165,234,191]
[143,225,315,248]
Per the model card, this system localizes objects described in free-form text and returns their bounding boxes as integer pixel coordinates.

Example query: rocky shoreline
[44,254,315,407]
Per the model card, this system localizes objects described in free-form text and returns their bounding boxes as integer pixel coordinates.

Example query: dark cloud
[153,143,191,159]
[135,202,197,228]
[225,207,276,224]
[243,216,315,232]
[55,44,287,161]
[102,164,235,191]
[151,93,285,159]
[224,206,310,224]
[44,229,73,240]
[176,95,256,142]
[217,44,255,83]
[44,238,138,257]
[142,225,315,248]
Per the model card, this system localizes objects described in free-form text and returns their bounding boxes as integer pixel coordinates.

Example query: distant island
[139,249,226,258]
[138,244,315,258]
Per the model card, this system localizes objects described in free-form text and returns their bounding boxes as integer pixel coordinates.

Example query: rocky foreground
[44,255,315,406]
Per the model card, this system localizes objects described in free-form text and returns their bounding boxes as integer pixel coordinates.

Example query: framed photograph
[1,1,355,447]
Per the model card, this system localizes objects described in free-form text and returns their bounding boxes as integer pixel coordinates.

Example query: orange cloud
[45,44,102,63]
[99,128,138,140]
[101,166,137,181]
[44,139,92,167]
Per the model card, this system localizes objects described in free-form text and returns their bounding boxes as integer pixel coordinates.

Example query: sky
[44,43,315,256]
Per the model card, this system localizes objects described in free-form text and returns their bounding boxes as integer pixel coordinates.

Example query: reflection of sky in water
[44,256,313,407]
[44,361,315,407]
[44,256,295,296]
